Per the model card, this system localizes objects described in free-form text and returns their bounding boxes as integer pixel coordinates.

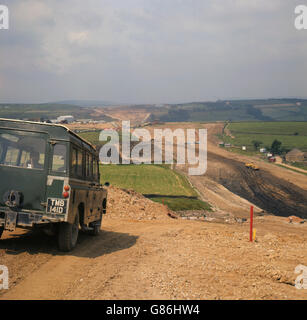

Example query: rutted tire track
[207,152,307,218]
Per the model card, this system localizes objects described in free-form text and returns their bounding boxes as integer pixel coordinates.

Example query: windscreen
[0,129,46,170]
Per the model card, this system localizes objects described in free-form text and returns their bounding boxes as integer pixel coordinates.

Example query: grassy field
[100,164,211,211]
[292,162,307,171]
[276,164,307,176]
[222,122,307,152]
[78,131,102,146]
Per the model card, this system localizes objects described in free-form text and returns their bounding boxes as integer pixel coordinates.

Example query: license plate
[47,198,67,214]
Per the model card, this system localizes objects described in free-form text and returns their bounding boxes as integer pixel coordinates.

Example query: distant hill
[50,100,116,107]
[0,103,112,121]
[150,99,307,122]
[1,98,307,122]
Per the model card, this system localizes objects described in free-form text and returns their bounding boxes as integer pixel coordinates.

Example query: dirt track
[1,216,307,300]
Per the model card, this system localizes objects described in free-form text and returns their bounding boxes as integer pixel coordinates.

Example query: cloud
[68,32,89,44]
[13,0,54,26]
[0,0,305,103]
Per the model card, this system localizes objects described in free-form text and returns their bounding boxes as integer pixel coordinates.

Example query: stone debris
[176,209,241,224]
[287,216,305,224]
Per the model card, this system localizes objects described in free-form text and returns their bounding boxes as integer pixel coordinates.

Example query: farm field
[100,164,210,211]
[100,164,195,196]
[222,122,307,152]
[0,103,109,121]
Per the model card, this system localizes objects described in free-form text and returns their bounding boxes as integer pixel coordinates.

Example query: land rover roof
[0,118,96,153]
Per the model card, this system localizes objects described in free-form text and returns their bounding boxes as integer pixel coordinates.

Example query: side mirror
[104,182,110,187]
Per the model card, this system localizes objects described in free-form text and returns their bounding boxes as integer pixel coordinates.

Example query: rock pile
[105,186,176,220]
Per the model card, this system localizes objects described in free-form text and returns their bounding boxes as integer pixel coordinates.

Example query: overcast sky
[0,0,306,104]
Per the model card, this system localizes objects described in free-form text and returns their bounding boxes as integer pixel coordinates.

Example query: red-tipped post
[250,205,254,242]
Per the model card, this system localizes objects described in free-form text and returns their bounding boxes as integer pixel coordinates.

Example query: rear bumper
[0,207,65,230]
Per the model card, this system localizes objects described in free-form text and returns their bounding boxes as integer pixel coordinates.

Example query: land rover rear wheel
[57,212,79,252]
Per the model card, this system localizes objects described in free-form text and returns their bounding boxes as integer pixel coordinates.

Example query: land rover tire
[57,212,79,252]
[0,226,4,239]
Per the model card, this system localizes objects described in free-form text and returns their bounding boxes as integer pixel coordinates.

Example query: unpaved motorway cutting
[204,151,307,218]
[147,122,307,218]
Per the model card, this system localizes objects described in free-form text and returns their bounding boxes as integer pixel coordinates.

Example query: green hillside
[155,99,307,122]
[100,164,211,211]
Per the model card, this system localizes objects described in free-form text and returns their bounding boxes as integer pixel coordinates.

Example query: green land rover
[0,118,108,251]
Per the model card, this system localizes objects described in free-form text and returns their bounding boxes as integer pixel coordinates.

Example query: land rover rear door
[0,129,48,211]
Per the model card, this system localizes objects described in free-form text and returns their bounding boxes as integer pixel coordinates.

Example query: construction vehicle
[245,163,259,170]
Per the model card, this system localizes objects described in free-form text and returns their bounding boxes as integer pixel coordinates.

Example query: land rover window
[24,150,44,169]
[96,160,100,180]
[0,143,3,162]
[85,153,88,177]
[0,131,46,170]
[20,150,31,167]
[52,144,67,173]
[4,146,19,166]
[70,147,77,175]
[77,149,83,177]
[89,154,93,177]
[93,159,98,180]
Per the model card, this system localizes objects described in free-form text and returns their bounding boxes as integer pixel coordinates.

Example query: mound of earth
[105,186,176,220]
